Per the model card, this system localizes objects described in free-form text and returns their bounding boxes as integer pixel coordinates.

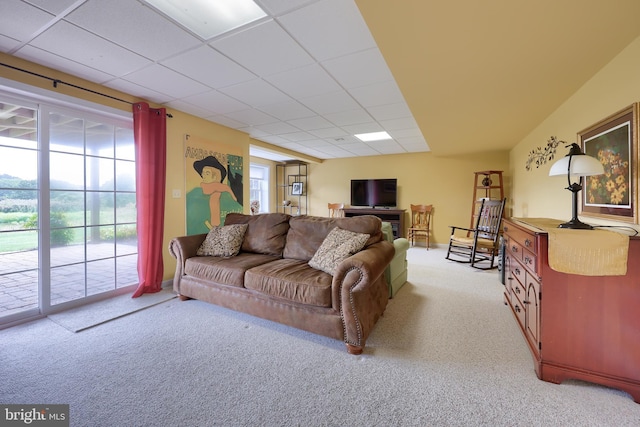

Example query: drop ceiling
[0,0,427,162]
[2,1,640,161]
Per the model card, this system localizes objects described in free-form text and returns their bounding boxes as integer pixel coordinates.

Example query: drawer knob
[515,267,521,275]
[515,287,521,294]
[515,305,521,313]
[524,256,532,265]
[511,245,518,253]
[525,238,532,248]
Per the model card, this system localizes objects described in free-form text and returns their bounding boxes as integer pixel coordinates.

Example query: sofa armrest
[332,240,395,353]
[168,233,207,293]
[393,237,410,254]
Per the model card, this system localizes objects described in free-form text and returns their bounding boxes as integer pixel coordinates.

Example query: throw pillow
[309,227,370,275]
[197,224,249,257]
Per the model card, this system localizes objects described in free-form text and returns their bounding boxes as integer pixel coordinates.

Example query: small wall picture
[292,182,303,195]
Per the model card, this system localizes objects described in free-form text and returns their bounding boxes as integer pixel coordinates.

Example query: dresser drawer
[505,231,538,276]
[521,248,538,275]
[503,223,537,253]
[511,284,526,329]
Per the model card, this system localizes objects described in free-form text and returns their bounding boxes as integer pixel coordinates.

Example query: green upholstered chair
[381,222,410,298]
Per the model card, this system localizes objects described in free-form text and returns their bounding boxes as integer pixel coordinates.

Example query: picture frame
[291,182,303,196]
[579,103,639,223]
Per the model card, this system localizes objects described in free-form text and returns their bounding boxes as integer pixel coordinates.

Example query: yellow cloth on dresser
[515,218,629,276]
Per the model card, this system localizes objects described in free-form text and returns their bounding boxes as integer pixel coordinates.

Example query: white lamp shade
[549,154,604,177]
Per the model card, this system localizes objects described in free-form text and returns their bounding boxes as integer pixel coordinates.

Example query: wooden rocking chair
[445,198,506,269]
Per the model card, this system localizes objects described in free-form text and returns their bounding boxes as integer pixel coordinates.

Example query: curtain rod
[0,62,173,117]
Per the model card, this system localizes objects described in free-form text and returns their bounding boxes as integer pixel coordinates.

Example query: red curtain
[132,102,167,298]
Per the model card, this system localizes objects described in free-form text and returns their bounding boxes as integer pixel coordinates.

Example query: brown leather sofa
[169,212,394,354]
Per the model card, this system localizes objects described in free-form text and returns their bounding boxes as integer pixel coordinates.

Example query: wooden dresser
[502,218,640,403]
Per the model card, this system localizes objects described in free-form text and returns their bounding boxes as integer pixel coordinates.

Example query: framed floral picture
[580,103,639,223]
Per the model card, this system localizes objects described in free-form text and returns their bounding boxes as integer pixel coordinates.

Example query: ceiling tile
[104,78,173,104]
[178,90,250,115]
[256,0,318,16]
[389,128,424,139]
[279,131,316,142]
[259,135,292,145]
[66,0,201,61]
[341,122,384,135]
[278,0,376,61]
[122,64,210,99]
[206,115,247,129]
[308,127,349,139]
[323,109,373,127]
[28,21,151,76]
[298,139,332,148]
[0,0,54,43]
[349,80,404,107]
[252,121,300,135]
[299,90,360,115]
[379,117,418,131]
[366,139,405,154]
[265,63,341,99]
[165,99,215,118]
[0,34,21,52]
[322,48,394,89]
[211,20,314,77]
[341,144,380,156]
[15,45,115,84]
[315,145,354,157]
[19,0,81,15]
[161,45,256,89]
[222,108,279,126]
[287,115,333,131]
[218,79,291,107]
[367,103,412,121]
[257,99,315,121]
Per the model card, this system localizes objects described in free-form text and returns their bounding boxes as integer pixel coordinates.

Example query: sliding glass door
[0,93,138,325]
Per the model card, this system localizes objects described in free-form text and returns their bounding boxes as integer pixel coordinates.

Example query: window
[249,164,269,213]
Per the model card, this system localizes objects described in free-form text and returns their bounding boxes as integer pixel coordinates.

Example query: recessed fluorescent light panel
[145,0,267,40]
[354,131,392,142]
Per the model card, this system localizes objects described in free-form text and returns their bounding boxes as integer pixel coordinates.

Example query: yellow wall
[307,151,510,245]
[509,35,640,232]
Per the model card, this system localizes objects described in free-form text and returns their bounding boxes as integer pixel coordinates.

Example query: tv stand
[343,208,405,239]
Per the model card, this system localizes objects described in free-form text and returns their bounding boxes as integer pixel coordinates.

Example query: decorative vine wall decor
[525,136,562,171]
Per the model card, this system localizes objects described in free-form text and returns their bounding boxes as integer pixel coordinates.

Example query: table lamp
[548,142,604,229]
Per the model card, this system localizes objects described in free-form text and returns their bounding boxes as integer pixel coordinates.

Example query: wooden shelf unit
[471,170,504,229]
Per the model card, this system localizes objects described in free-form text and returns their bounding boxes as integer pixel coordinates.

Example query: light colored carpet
[47,288,176,332]
[1,247,638,426]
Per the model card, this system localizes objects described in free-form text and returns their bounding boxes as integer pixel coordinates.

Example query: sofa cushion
[283,215,383,261]
[309,227,369,275]
[244,259,333,307]
[224,213,290,257]
[196,224,248,257]
[185,253,278,287]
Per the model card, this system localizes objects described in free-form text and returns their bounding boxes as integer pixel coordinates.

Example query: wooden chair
[446,198,506,269]
[407,204,433,249]
[328,203,344,218]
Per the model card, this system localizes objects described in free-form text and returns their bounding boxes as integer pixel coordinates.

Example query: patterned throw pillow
[197,224,249,257]
[309,227,370,275]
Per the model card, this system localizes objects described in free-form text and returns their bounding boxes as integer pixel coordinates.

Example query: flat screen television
[350,178,397,208]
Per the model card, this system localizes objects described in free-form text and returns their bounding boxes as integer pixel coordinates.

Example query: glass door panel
[0,100,39,320]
